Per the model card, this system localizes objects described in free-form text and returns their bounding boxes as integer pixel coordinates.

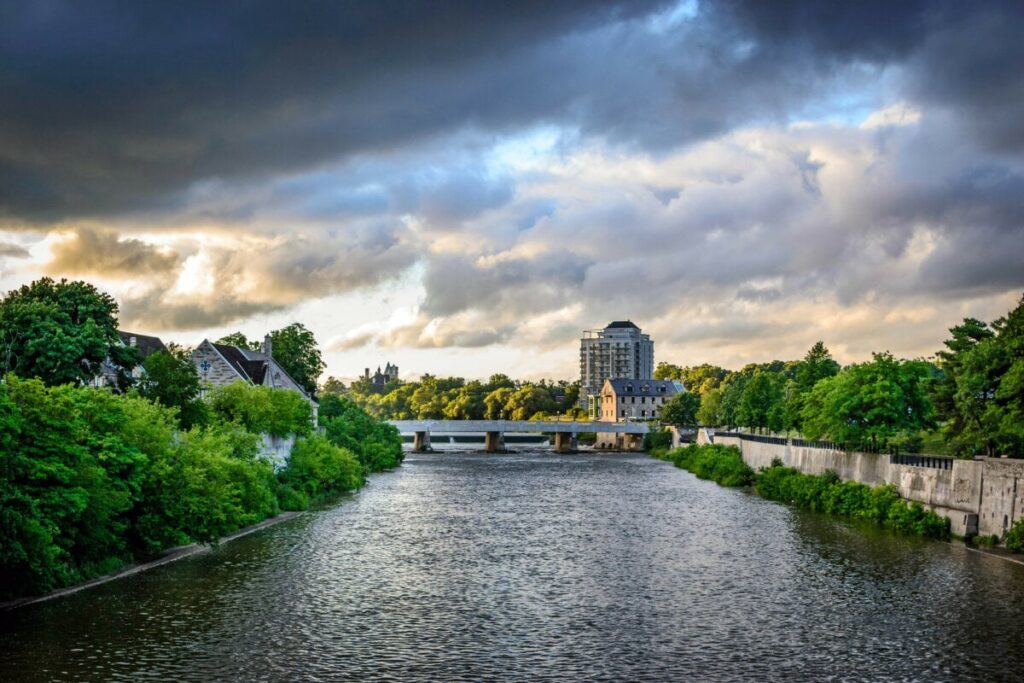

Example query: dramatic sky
[1,0,1022,381]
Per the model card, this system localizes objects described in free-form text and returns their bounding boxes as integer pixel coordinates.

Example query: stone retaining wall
[697,429,1012,538]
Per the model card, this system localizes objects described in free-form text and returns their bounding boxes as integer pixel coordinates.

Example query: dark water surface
[3,451,1024,682]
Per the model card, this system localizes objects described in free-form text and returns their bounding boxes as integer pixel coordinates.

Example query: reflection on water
[3,451,1024,682]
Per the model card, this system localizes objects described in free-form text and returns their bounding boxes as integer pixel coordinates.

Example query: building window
[621,409,626,417]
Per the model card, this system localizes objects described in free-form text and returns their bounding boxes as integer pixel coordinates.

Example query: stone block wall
[193,340,244,387]
[698,431,991,537]
[977,459,1024,537]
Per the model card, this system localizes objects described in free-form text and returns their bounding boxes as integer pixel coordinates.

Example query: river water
[3,450,1024,682]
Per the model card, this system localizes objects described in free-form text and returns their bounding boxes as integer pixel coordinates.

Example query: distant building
[92,330,167,388]
[363,362,398,393]
[192,334,318,420]
[579,320,654,410]
[596,378,684,422]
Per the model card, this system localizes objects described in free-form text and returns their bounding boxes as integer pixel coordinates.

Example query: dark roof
[606,320,639,329]
[209,341,313,402]
[118,331,167,359]
[605,378,683,396]
[212,342,267,384]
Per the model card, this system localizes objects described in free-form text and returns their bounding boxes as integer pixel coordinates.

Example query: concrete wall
[977,459,1024,537]
[701,432,995,537]
[259,433,296,471]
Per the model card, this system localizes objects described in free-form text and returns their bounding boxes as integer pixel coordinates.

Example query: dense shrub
[278,435,363,509]
[0,376,398,600]
[1006,518,1024,553]
[655,443,950,541]
[755,464,950,540]
[319,394,404,473]
[208,381,312,437]
[657,444,754,487]
[643,429,673,452]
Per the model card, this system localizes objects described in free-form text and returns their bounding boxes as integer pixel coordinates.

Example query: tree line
[0,278,402,600]
[337,373,585,421]
[655,294,1024,457]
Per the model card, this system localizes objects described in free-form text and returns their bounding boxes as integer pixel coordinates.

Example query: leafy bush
[755,464,950,540]
[657,444,754,487]
[278,435,363,509]
[319,394,404,473]
[643,430,673,452]
[1006,518,1024,553]
[207,381,312,437]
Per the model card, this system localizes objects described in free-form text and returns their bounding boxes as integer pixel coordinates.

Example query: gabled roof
[212,342,266,384]
[604,378,684,396]
[118,331,167,359]
[606,320,639,330]
[207,340,314,403]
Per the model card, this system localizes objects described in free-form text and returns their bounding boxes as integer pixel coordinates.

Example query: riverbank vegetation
[0,278,402,601]
[655,445,950,540]
[0,373,401,600]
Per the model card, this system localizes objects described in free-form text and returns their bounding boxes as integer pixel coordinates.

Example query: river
[3,451,1024,682]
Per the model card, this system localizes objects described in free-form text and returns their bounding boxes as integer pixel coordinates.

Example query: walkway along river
[3,451,1024,681]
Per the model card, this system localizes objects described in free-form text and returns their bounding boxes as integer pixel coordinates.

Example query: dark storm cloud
[3,0,1020,224]
[0,0,665,221]
[713,0,1024,151]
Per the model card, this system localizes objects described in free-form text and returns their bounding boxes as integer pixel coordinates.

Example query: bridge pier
[484,431,504,453]
[413,430,432,452]
[553,431,577,453]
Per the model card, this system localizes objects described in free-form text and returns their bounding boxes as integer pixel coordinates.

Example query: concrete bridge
[388,419,649,453]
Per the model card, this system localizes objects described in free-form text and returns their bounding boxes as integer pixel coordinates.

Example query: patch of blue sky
[647,0,699,35]
[488,125,566,171]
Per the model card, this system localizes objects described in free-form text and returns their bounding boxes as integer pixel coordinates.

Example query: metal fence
[713,433,954,470]
[890,453,954,470]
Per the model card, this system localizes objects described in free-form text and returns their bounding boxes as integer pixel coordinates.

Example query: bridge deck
[388,419,648,434]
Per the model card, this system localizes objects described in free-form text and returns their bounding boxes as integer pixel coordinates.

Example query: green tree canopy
[662,391,700,427]
[269,323,326,397]
[801,352,935,449]
[215,332,261,351]
[503,385,557,420]
[935,295,1024,457]
[0,278,135,386]
[137,344,208,429]
[696,387,723,426]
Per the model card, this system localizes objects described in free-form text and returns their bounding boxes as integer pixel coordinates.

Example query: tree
[935,295,1024,457]
[216,332,260,351]
[137,344,208,429]
[320,376,347,396]
[795,341,840,391]
[503,385,557,420]
[0,278,135,386]
[269,323,326,397]
[696,387,723,426]
[787,341,840,432]
[483,387,514,419]
[737,371,785,433]
[662,391,700,428]
[654,362,684,380]
[801,352,935,450]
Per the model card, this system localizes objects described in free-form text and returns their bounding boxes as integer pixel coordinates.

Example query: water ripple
[4,451,1024,682]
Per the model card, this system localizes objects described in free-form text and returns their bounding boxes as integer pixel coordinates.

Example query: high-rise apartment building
[579,321,654,410]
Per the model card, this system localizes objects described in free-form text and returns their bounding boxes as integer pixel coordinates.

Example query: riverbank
[0,511,304,611]
[655,444,950,540]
